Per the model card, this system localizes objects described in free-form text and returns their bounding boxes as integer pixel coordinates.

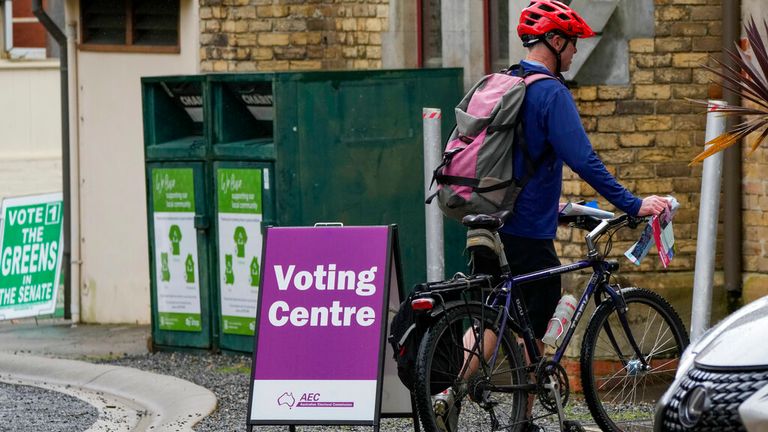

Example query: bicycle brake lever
[626,216,647,229]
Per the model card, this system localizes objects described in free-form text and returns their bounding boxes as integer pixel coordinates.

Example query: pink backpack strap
[523,73,556,86]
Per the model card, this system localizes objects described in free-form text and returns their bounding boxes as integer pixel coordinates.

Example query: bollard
[690,100,726,341]
[423,108,444,282]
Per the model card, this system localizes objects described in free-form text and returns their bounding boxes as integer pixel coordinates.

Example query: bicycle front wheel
[414,303,527,432]
[580,287,689,432]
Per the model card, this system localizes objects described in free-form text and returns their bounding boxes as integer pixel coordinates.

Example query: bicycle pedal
[478,400,498,410]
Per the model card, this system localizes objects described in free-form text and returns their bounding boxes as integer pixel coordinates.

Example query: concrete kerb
[0,352,217,432]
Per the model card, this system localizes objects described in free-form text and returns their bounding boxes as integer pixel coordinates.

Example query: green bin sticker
[216,168,263,335]
[0,193,63,320]
[152,168,202,332]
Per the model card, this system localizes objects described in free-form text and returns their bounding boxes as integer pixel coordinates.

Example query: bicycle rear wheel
[414,303,527,432]
[580,287,689,432]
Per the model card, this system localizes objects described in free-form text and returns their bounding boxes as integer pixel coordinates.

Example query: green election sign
[216,168,263,336]
[0,193,63,320]
[152,168,202,332]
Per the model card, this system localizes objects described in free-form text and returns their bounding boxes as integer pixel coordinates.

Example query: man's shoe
[523,420,545,432]
[563,420,585,432]
[432,388,458,432]
[521,419,583,432]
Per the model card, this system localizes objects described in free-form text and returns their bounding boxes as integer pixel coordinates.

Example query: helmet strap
[539,32,571,76]
[541,38,564,75]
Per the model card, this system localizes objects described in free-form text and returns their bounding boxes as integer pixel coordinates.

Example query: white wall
[69,0,199,323]
[0,60,62,199]
[442,0,486,90]
[743,0,768,40]
[382,0,419,69]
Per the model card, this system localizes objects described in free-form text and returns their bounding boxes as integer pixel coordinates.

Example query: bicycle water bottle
[542,294,577,347]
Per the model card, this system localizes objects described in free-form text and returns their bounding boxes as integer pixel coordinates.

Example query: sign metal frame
[246,225,415,431]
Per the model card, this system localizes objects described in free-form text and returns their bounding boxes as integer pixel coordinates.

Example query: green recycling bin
[208,74,277,352]
[269,69,467,296]
[205,69,466,353]
[142,76,213,350]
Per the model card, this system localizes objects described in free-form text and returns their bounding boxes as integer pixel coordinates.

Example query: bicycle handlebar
[559,213,647,231]
[558,213,648,258]
[586,214,648,257]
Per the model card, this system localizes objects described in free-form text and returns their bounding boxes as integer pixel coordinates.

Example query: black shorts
[472,233,561,339]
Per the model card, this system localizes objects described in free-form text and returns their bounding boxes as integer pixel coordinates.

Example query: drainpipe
[67,21,80,323]
[722,2,742,311]
[32,0,72,320]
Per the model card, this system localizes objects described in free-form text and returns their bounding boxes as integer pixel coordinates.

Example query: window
[419,0,442,68]
[3,0,48,59]
[487,0,509,73]
[80,0,179,53]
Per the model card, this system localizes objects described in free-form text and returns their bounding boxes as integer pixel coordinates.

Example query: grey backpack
[427,67,554,220]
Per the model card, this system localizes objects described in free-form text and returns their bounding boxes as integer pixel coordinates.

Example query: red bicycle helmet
[517,0,595,44]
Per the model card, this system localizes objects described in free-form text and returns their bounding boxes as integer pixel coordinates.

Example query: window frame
[486,0,510,74]
[417,0,442,68]
[78,0,180,54]
[3,0,48,60]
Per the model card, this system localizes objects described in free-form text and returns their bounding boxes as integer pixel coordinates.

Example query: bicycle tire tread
[413,303,527,432]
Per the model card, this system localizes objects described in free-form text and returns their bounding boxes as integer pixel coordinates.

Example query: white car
[655,295,768,431]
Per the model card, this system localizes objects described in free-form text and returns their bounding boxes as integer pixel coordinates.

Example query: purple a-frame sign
[247,225,412,431]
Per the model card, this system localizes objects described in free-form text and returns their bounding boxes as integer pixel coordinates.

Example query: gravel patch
[0,349,608,431]
[99,352,607,432]
[0,381,98,432]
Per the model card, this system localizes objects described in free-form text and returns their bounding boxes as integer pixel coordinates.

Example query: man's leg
[461,327,496,380]
[460,328,543,418]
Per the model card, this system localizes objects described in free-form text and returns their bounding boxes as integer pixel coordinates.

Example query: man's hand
[637,195,670,216]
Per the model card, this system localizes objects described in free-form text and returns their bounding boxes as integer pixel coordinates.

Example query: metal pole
[722,1,742,310]
[423,108,444,282]
[690,100,726,341]
[2,1,12,53]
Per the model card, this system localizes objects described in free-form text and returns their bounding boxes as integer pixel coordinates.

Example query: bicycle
[410,205,689,432]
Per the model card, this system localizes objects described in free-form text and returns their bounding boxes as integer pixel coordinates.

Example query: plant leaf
[687,99,768,116]
[690,133,743,164]
[748,126,768,155]
[746,18,768,82]
[738,45,768,91]
[704,61,768,109]
[709,56,768,105]
[735,48,768,100]
[689,16,768,163]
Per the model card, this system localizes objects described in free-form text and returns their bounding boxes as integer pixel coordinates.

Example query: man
[435,2,670,431]
[506,1,667,356]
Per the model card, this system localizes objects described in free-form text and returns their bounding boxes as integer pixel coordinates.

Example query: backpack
[388,275,492,393]
[388,292,421,391]
[427,65,555,221]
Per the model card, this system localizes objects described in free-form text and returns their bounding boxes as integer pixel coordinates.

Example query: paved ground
[0,318,150,359]
[0,318,216,432]
[0,318,605,431]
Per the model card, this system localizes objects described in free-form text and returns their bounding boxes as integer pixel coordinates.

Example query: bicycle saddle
[461,211,510,230]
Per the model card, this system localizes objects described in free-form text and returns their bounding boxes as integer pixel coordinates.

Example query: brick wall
[199,0,388,72]
[559,0,727,323]
[742,103,768,301]
[196,0,768,313]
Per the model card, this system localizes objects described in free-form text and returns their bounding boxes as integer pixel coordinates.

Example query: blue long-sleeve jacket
[500,61,642,239]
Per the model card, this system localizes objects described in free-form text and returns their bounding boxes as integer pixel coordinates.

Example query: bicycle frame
[486,257,650,382]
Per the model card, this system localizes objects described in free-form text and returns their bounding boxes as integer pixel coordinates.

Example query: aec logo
[277,393,319,409]
[277,392,296,409]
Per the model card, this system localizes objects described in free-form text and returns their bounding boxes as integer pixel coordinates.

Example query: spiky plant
[690,17,768,164]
